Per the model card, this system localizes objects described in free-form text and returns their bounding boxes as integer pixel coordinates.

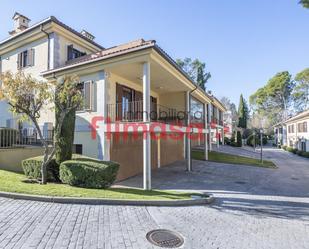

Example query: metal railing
[107,101,187,125]
[0,128,54,149]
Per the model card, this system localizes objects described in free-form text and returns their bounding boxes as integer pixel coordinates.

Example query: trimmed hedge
[22,156,60,182]
[59,159,119,189]
[22,154,90,182]
[282,146,309,158]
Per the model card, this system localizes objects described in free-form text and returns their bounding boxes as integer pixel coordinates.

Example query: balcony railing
[107,101,187,125]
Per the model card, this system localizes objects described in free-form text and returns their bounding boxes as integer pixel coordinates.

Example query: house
[274,110,309,152]
[0,13,226,189]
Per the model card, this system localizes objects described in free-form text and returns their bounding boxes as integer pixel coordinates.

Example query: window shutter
[17,52,22,70]
[27,49,35,66]
[83,81,92,111]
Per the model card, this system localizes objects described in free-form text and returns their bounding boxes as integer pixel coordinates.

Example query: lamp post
[260,128,263,164]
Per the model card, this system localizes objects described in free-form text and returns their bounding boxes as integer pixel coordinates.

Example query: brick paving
[0,148,309,248]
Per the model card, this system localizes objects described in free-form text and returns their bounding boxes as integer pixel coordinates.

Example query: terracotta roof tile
[65,39,156,66]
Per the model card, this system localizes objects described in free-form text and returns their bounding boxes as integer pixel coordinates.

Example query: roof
[0,16,104,50]
[41,38,226,111]
[284,109,309,124]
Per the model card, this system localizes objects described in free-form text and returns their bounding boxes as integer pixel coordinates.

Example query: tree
[0,72,82,184]
[55,75,82,165]
[220,96,238,130]
[238,94,248,129]
[176,58,211,90]
[293,68,309,112]
[236,131,242,147]
[250,71,294,125]
[300,0,309,8]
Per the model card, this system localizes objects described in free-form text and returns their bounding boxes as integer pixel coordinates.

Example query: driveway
[0,148,309,248]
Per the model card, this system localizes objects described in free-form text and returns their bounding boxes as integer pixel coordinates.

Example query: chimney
[9,12,31,35]
[81,30,95,41]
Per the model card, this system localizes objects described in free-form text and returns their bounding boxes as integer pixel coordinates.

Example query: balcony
[107,100,187,125]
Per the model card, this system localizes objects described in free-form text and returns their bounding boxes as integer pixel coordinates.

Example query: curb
[0,191,215,206]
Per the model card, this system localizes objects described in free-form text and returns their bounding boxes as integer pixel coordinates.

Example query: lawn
[192,150,276,168]
[0,169,200,200]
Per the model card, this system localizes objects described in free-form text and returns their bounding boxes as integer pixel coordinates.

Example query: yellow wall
[0,147,45,172]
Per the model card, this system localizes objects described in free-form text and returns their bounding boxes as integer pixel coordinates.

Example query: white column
[216,108,220,148]
[185,91,192,171]
[208,103,212,151]
[204,103,208,160]
[143,62,151,190]
[97,71,110,161]
[222,127,225,145]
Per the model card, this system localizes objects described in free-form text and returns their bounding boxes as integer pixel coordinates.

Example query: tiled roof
[285,109,309,123]
[0,16,104,50]
[65,39,155,66]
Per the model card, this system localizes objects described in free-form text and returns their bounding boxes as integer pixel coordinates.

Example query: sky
[0,0,308,106]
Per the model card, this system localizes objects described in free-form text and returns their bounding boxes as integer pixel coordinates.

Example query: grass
[0,169,202,200]
[192,150,276,168]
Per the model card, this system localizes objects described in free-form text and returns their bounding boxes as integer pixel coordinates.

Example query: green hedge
[59,159,119,188]
[22,154,92,182]
[22,156,60,182]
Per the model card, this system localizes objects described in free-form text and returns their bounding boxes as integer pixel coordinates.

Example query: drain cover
[146,229,184,248]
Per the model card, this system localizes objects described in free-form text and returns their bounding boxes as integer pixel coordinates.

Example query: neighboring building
[0,13,226,189]
[223,110,233,139]
[274,109,309,152]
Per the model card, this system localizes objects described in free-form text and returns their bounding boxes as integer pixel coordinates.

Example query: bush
[60,159,120,188]
[300,151,309,158]
[22,156,60,182]
[296,150,303,156]
[224,137,231,145]
[282,145,287,150]
[22,154,90,182]
[286,147,297,154]
[236,131,242,147]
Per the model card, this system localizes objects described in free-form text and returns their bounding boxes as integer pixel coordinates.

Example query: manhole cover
[235,181,246,185]
[146,229,184,248]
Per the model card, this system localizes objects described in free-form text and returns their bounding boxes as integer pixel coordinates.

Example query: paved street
[0,147,309,249]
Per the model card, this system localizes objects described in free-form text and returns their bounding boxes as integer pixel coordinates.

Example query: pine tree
[238,94,248,129]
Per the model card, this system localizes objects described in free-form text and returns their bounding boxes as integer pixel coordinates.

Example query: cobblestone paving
[0,148,309,248]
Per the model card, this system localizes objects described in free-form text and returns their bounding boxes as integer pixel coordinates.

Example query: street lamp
[260,128,263,164]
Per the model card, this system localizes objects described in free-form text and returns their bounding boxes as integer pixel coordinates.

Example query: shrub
[22,154,89,182]
[286,147,297,154]
[22,156,59,182]
[59,159,120,188]
[296,150,303,156]
[300,151,309,158]
[224,137,231,145]
[236,131,242,147]
[282,145,287,150]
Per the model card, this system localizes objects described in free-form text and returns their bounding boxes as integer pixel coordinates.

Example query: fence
[0,127,53,148]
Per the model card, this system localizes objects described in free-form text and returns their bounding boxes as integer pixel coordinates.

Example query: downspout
[40,24,50,71]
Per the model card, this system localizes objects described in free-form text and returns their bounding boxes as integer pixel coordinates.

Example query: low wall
[0,147,44,172]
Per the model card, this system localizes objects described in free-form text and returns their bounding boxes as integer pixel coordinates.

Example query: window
[73,144,83,154]
[17,49,35,69]
[288,124,294,133]
[67,45,86,61]
[77,81,94,111]
[298,122,308,133]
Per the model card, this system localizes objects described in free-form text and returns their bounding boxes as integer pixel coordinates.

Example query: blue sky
[0,0,308,105]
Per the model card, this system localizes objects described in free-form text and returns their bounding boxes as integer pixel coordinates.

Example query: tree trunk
[41,145,49,184]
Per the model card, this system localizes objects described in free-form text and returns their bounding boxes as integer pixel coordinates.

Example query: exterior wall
[110,132,184,181]
[159,92,185,111]
[0,147,45,172]
[0,31,96,128]
[286,116,309,151]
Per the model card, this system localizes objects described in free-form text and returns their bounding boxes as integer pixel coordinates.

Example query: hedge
[59,159,120,188]
[22,154,90,182]
[22,156,60,182]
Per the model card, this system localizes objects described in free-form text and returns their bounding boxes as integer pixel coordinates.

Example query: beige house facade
[1,13,226,189]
